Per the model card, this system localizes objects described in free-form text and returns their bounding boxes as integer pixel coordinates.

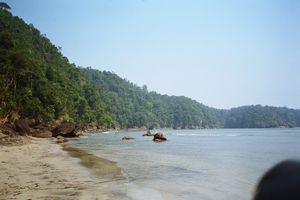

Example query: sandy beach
[0,137,126,200]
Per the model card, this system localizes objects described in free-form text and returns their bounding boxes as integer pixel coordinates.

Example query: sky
[6,0,300,109]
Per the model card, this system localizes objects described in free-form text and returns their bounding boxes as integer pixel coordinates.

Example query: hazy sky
[6,0,300,109]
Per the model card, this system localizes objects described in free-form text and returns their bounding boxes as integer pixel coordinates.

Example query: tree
[1,8,299,129]
[0,32,14,49]
[0,2,10,10]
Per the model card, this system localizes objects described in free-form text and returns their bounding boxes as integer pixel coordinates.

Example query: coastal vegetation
[0,7,300,132]
[223,105,300,128]
[0,8,218,130]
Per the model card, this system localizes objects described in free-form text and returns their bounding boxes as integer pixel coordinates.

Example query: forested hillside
[223,105,300,128]
[0,7,299,129]
[81,68,219,128]
[0,8,218,129]
[0,8,115,127]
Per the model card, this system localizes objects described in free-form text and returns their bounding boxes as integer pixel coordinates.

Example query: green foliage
[0,9,217,129]
[222,105,300,128]
[0,2,10,10]
[0,9,114,125]
[1,9,299,129]
[81,68,220,129]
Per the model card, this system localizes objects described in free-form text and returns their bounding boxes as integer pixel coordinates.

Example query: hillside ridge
[0,8,300,130]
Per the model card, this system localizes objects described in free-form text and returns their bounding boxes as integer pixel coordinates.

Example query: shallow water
[69,128,300,200]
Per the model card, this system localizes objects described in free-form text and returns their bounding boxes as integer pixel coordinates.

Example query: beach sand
[0,137,127,200]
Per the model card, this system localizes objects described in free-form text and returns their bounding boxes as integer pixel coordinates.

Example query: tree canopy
[1,9,300,129]
[0,2,10,10]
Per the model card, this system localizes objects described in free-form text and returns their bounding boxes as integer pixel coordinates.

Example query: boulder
[122,136,134,140]
[74,126,85,136]
[52,122,76,137]
[0,123,18,136]
[32,130,52,138]
[34,123,51,131]
[56,136,68,143]
[153,133,167,142]
[143,130,154,136]
[27,118,37,127]
[15,119,31,135]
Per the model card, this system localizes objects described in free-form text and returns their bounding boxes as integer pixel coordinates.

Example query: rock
[32,130,52,138]
[122,136,134,140]
[27,118,37,127]
[143,130,154,136]
[56,136,68,143]
[15,119,31,135]
[52,122,76,137]
[74,130,84,136]
[34,121,59,132]
[153,133,167,142]
[74,126,85,136]
[34,123,50,131]
[0,123,18,136]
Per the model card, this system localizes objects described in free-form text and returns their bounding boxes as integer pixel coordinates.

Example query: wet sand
[62,145,122,178]
[0,137,127,200]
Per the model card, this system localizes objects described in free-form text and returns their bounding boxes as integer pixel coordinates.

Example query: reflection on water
[69,128,300,200]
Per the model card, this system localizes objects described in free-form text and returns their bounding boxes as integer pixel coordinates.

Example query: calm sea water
[69,128,300,200]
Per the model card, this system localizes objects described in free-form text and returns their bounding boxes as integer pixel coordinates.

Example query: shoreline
[61,144,123,179]
[0,137,127,200]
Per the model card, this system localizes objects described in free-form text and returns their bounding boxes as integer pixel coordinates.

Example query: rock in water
[52,122,76,137]
[56,136,68,143]
[142,130,154,136]
[122,136,134,140]
[153,133,167,142]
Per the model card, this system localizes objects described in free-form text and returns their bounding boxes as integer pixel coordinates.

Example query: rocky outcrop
[74,126,85,136]
[0,118,87,139]
[52,122,76,137]
[153,133,167,142]
[0,123,18,136]
[34,123,53,132]
[122,136,134,140]
[32,130,52,138]
[14,119,31,135]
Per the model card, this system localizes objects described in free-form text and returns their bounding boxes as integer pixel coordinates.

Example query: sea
[68,128,300,200]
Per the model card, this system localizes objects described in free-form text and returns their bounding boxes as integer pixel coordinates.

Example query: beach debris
[122,136,134,140]
[142,130,155,136]
[153,133,167,142]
